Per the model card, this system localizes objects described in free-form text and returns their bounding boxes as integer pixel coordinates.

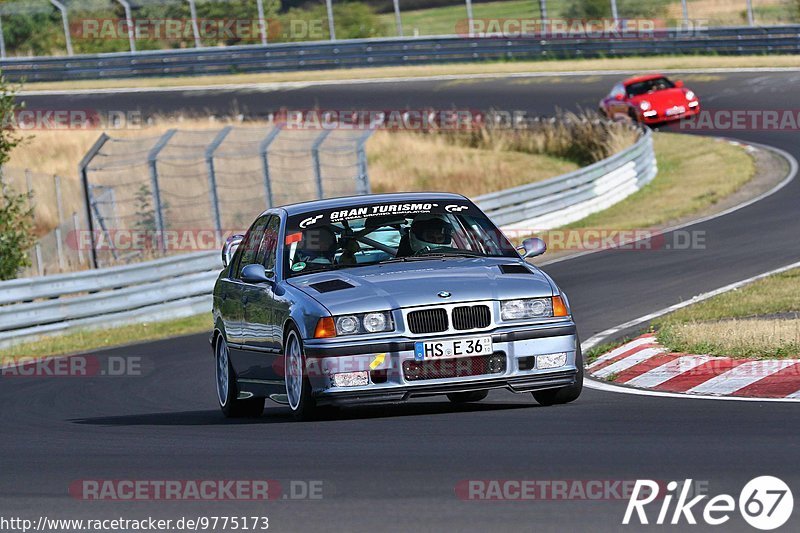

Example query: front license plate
[414,336,492,361]
[666,106,686,116]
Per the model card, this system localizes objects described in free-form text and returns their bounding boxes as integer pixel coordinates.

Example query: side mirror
[222,234,244,268]
[517,237,547,259]
[674,79,684,88]
[241,263,274,284]
[614,93,625,101]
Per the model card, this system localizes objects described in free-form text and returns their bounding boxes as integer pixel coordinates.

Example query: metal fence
[0,1,784,59]
[3,23,800,82]
[0,124,657,347]
[0,166,89,277]
[80,124,372,268]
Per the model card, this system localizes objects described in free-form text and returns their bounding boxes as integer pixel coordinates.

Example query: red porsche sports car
[599,74,700,125]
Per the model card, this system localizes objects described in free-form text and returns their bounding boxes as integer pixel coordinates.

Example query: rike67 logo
[624,477,793,530]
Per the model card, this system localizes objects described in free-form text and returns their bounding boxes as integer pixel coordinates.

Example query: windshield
[626,77,674,97]
[284,200,518,276]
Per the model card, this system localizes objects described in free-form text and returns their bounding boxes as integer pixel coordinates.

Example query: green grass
[653,268,800,359]
[380,0,538,37]
[564,132,755,230]
[0,314,211,362]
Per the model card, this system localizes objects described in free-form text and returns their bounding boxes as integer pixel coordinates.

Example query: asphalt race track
[3,72,800,532]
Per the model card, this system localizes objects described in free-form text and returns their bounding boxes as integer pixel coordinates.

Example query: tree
[0,76,33,281]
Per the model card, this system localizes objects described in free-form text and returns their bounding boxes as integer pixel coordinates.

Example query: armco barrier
[476,128,656,230]
[0,128,655,347]
[2,25,800,82]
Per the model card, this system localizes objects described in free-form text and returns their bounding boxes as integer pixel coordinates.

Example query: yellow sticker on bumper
[369,353,386,370]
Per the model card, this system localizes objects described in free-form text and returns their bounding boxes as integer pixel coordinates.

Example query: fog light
[332,371,368,387]
[538,352,567,369]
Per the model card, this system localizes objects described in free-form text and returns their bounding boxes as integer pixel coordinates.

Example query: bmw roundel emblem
[437,291,451,298]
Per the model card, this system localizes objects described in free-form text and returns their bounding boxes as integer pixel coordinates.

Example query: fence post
[393,0,403,37]
[355,129,373,195]
[538,0,547,20]
[78,133,110,268]
[256,0,268,45]
[325,0,336,40]
[147,130,176,254]
[116,0,137,53]
[259,125,283,209]
[187,0,202,47]
[610,0,618,24]
[0,16,6,59]
[73,211,85,266]
[23,170,43,276]
[49,0,74,56]
[681,0,689,27]
[746,0,755,26]
[54,174,66,271]
[205,126,232,234]
[465,0,474,37]
[311,129,333,199]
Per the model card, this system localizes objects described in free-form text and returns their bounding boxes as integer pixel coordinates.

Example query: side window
[235,215,270,279]
[256,216,281,272]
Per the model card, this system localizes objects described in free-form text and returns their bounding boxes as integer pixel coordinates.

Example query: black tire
[215,336,265,418]
[446,390,489,403]
[284,328,319,421]
[532,345,584,406]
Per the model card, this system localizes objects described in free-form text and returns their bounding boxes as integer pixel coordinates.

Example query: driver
[408,215,454,254]
[297,226,338,264]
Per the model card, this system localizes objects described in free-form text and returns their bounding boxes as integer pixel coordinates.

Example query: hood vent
[498,264,532,275]
[310,279,355,293]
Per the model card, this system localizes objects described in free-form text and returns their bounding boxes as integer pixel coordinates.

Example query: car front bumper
[303,321,579,406]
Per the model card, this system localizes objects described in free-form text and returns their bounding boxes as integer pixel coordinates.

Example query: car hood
[631,88,690,108]
[287,257,555,314]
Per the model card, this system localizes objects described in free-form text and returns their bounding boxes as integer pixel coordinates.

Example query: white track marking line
[582,261,800,354]
[624,355,716,388]
[586,335,655,369]
[18,67,800,96]
[591,347,665,379]
[586,377,800,403]
[687,360,800,396]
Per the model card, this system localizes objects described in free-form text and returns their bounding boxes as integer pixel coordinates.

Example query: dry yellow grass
[367,130,580,196]
[660,318,800,359]
[21,55,800,92]
[655,268,800,359]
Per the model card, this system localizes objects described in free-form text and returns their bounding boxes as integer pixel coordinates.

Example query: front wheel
[216,336,265,418]
[532,345,583,406]
[284,328,319,421]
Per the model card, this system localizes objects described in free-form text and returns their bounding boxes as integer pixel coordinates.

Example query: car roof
[274,192,470,216]
[622,73,668,86]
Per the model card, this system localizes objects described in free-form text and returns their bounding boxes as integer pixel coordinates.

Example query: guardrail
[2,25,800,82]
[0,252,221,348]
[0,128,655,348]
[476,128,656,230]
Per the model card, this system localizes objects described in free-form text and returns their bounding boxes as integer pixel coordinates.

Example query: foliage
[0,76,33,280]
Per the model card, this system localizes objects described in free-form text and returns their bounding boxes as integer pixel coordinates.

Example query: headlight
[639,101,651,111]
[501,298,553,320]
[501,296,569,321]
[685,90,695,101]
[333,312,394,336]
